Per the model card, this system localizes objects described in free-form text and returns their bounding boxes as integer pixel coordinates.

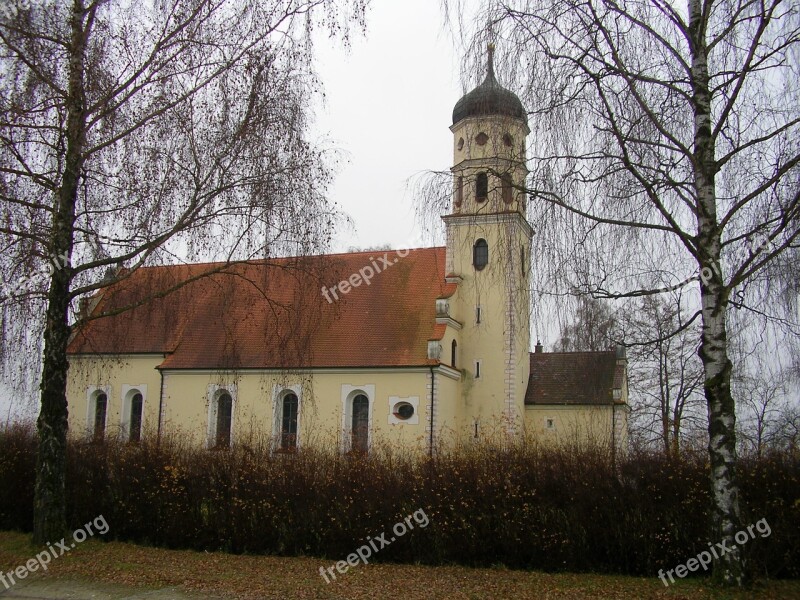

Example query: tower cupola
[449,44,529,216]
[452,44,527,125]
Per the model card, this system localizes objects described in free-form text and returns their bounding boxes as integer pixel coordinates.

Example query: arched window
[94,393,107,442]
[455,175,463,208]
[215,392,233,449]
[475,172,488,202]
[129,393,143,443]
[473,239,488,271]
[502,173,513,204]
[281,393,299,451]
[451,340,457,367]
[351,394,369,453]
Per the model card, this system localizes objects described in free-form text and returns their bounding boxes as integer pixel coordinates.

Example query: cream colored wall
[163,368,468,452]
[67,355,627,453]
[68,364,464,453]
[432,369,462,444]
[444,215,531,436]
[67,354,164,441]
[524,404,628,449]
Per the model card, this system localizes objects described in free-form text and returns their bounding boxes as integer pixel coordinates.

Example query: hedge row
[0,424,797,579]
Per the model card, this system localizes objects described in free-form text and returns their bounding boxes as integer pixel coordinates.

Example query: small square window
[545,418,555,430]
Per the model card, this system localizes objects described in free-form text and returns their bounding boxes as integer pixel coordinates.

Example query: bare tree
[443,0,799,585]
[625,296,705,457]
[0,0,366,543]
[774,400,800,453]
[734,355,792,458]
[555,296,617,351]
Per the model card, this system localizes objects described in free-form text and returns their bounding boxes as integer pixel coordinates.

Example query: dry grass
[1,531,798,599]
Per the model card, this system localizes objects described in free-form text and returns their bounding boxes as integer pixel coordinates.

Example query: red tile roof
[525,351,626,405]
[68,248,455,370]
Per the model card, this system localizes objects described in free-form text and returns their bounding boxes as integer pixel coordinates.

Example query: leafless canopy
[0,0,366,401]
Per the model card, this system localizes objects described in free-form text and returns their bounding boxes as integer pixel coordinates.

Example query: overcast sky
[313,0,466,252]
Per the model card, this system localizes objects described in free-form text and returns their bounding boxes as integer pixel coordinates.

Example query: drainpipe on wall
[429,365,435,458]
[611,401,616,471]
[157,364,165,447]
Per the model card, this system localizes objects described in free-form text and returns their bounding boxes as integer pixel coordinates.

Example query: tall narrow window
[281,393,299,451]
[475,361,482,379]
[473,239,488,271]
[352,394,369,453]
[451,340,457,367]
[475,172,488,202]
[502,173,513,204]
[521,246,527,277]
[129,393,143,443]
[216,392,233,448]
[94,393,107,442]
[455,175,463,208]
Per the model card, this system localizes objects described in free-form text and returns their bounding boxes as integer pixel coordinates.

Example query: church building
[66,47,629,454]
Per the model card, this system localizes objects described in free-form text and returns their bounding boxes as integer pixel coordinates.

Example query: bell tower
[444,44,532,439]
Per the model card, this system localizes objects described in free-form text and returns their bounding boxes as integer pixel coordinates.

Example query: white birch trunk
[690,0,744,585]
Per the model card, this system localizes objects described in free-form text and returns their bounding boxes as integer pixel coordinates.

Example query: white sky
[313,0,464,252]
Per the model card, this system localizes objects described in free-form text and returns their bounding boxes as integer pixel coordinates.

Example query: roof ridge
[102,246,447,272]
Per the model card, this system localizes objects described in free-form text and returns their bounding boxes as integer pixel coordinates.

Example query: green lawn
[1,531,798,599]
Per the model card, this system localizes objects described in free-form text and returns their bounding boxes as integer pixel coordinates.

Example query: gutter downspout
[157,363,165,447]
[611,400,616,471]
[429,365,435,458]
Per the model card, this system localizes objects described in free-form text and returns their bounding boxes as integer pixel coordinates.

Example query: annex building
[66,47,629,454]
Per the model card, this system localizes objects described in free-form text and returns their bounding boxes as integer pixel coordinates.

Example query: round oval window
[394,402,415,420]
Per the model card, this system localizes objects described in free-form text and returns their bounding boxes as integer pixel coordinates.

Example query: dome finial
[451,40,527,125]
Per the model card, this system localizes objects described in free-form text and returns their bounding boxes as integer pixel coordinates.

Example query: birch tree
[444,0,800,586]
[0,0,365,544]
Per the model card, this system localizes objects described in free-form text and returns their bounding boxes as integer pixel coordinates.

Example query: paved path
[0,578,218,600]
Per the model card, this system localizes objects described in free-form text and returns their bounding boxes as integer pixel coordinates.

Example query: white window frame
[206,384,237,449]
[86,386,111,439]
[341,384,375,453]
[545,417,556,430]
[272,384,302,451]
[120,384,147,442]
[388,396,420,425]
